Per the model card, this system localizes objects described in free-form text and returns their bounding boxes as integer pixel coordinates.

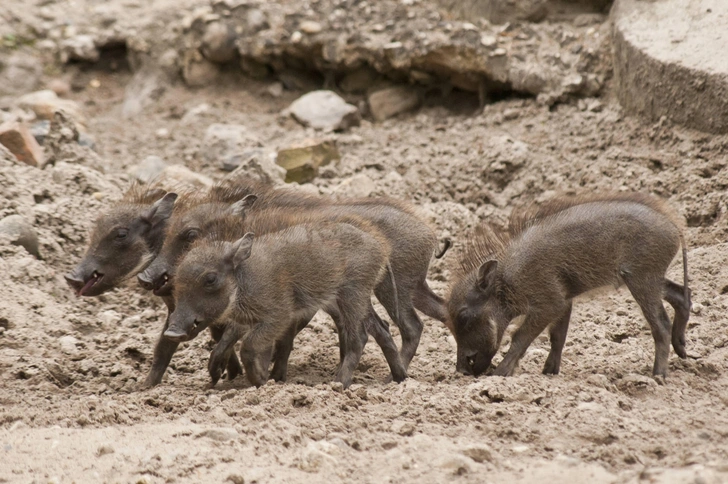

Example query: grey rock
[60,35,99,63]
[202,22,238,64]
[333,173,375,198]
[228,150,285,184]
[203,123,260,162]
[246,9,269,31]
[368,86,420,121]
[0,214,40,258]
[130,155,168,183]
[288,90,360,131]
[220,149,264,172]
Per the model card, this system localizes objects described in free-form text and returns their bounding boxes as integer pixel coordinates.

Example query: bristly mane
[457,192,683,277]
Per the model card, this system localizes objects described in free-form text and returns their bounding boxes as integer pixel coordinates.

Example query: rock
[297,441,339,473]
[266,82,284,97]
[203,123,261,162]
[48,79,71,97]
[246,9,269,31]
[0,53,43,96]
[0,215,40,258]
[98,310,122,325]
[613,0,728,133]
[182,50,220,87]
[334,173,375,198]
[276,139,340,184]
[461,445,494,463]
[15,90,86,128]
[438,455,472,475]
[691,302,704,315]
[30,121,51,146]
[287,90,361,131]
[0,121,45,167]
[299,21,323,34]
[130,156,168,183]
[196,428,239,442]
[368,86,420,121]
[340,66,379,93]
[96,444,115,456]
[59,335,80,356]
[160,165,213,187]
[220,149,263,172]
[60,35,99,63]
[228,150,286,185]
[202,22,237,64]
[226,474,245,484]
[617,373,658,393]
[391,420,416,437]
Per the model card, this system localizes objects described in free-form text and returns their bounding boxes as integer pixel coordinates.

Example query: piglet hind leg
[663,279,691,359]
[626,276,672,380]
[542,302,573,375]
[494,304,569,377]
[365,304,407,383]
[240,323,276,387]
[332,293,368,389]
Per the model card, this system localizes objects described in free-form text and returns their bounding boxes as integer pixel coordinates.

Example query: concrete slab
[612,0,728,134]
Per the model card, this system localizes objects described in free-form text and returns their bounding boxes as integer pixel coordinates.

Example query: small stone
[60,35,99,63]
[182,50,220,87]
[300,21,323,34]
[201,22,237,63]
[291,31,303,43]
[266,82,284,98]
[276,139,340,184]
[439,455,471,475]
[16,90,85,127]
[391,420,415,436]
[503,108,519,120]
[59,335,80,355]
[461,445,493,463]
[480,35,497,47]
[229,151,285,184]
[0,121,45,167]
[691,302,703,315]
[226,474,245,484]
[220,149,264,172]
[0,214,40,257]
[288,90,360,131]
[617,373,658,392]
[196,428,239,442]
[587,99,603,112]
[246,9,268,31]
[96,444,115,456]
[160,165,213,187]
[155,128,170,139]
[129,155,168,183]
[98,310,122,325]
[48,79,71,96]
[490,48,507,57]
[334,173,375,198]
[368,86,420,121]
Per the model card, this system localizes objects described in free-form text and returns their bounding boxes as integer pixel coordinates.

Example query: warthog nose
[137,272,155,291]
[64,273,84,291]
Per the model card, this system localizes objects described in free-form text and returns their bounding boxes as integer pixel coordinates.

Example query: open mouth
[78,271,104,296]
[152,274,172,296]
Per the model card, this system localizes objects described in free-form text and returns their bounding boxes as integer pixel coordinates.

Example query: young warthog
[448,193,691,379]
[165,221,402,388]
[64,184,177,297]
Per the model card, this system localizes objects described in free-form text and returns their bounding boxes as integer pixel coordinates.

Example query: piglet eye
[204,273,218,287]
[116,228,129,240]
[186,229,199,241]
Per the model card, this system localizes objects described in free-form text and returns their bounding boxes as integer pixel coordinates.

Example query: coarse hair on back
[456,192,684,277]
[120,181,193,206]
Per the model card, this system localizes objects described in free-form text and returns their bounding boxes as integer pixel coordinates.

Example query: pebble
[368,86,420,121]
[461,445,494,463]
[333,173,375,198]
[0,121,45,167]
[287,90,361,131]
[300,21,323,34]
[96,444,115,456]
[59,335,80,355]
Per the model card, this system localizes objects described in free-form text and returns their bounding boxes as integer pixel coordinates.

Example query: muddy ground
[2,1,728,483]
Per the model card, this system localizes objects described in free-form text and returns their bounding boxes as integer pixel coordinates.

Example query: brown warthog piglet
[145,199,406,385]
[166,221,403,388]
[448,193,691,379]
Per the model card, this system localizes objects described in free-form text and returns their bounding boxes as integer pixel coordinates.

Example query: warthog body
[166,221,403,388]
[448,194,691,378]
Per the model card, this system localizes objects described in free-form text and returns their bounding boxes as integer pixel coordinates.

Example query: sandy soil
[2,4,728,483]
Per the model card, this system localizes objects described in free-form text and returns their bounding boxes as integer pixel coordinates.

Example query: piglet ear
[225,232,255,270]
[141,193,178,227]
[229,194,258,217]
[477,260,498,290]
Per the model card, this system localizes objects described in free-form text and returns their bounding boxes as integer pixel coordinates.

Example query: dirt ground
[2,2,728,483]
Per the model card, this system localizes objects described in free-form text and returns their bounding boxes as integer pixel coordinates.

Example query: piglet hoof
[653,374,667,386]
